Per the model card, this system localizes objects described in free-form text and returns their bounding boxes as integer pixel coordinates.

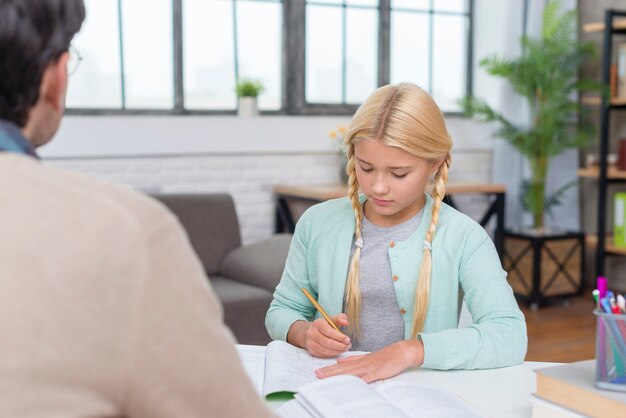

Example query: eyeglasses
[67,44,82,76]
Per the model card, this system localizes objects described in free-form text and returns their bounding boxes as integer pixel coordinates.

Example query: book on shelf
[615,193,626,248]
[277,374,484,418]
[618,43,626,99]
[534,360,626,418]
[611,63,618,98]
[236,341,367,399]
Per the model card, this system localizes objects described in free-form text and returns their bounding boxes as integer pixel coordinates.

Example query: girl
[266,83,527,382]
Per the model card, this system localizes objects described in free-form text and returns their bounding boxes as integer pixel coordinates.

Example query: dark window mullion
[233,0,240,105]
[173,0,184,111]
[378,0,391,87]
[466,0,473,98]
[427,0,434,94]
[342,1,347,105]
[284,0,305,113]
[117,0,127,109]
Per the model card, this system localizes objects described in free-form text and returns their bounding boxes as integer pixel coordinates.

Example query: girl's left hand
[315,339,425,383]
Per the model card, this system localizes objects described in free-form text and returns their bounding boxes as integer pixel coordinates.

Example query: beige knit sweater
[0,154,274,417]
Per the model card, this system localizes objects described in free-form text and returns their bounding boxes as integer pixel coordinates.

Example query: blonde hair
[342,83,452,340]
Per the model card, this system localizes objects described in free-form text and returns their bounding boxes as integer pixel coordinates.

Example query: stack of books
[532,360,626,418]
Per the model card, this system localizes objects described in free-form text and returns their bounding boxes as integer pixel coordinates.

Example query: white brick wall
[39,114,498,243]
[44,149,494,244]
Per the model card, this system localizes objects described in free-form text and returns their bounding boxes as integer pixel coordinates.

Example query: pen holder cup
[595,310,626,392]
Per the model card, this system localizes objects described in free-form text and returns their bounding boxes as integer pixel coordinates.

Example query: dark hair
[0,0,85,127]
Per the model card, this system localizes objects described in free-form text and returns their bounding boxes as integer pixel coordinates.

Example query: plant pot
[238,97,259,117]
[503,228,584,310]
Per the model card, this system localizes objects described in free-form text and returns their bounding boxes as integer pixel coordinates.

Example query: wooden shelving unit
[583,19,626,33]
[580,10,626,279]
[577,165,626,179]
[581,95,626,107]
[586,234,626,256]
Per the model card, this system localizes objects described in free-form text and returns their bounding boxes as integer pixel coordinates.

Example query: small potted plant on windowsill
[236,79,264,117]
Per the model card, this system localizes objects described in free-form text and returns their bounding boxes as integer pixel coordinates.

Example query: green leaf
[545,180,578,215]
[236,79,264,97]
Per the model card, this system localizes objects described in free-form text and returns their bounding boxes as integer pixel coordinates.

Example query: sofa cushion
[219,234,292,292]
[209,276,273,345]
[154,194,241,275]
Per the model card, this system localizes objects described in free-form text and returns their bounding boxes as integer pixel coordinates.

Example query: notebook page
[277,398,316,418]
[263,340,368,396]
[236,344,266,396]
[295,374,408,418]
[376,381,485,418]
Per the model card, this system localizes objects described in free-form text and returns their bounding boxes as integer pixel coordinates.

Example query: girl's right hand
[302,314,351,358]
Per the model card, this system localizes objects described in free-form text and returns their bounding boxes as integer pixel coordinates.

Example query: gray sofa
[154,194,292,345]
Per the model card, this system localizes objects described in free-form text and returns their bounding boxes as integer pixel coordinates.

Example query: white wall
[42,115,496,244]
[41,116,350,158]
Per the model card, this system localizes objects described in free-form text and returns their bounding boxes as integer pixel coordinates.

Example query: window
[66,0,174,109]
[66,0,471,115]
[183,0,282,111]
[67,0,282,112]
[390,0,470,112]
[305,0,379,105]
[66,0,123,108]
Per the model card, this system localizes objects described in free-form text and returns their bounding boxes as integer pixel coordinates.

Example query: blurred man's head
[0,0,85,147]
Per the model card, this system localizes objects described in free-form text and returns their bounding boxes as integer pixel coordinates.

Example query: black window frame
[66,0,473,117]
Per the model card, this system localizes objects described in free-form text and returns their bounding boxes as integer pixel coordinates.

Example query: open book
[236,340,367,399]
[277,374,485,418]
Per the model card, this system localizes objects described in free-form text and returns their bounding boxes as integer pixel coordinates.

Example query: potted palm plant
[236,79,264,117]
[462,0,600,308]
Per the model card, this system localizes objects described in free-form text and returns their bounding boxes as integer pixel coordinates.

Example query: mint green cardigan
[265,194,527,370]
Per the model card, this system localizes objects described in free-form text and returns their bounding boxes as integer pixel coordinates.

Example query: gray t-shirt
[349,208,423,352]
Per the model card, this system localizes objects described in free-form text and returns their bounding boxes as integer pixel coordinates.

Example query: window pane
[237,1,282,110]
[346,0,378,6]
[391,0,430,11]
[433,0,467,13]
[346,8,377,104]
[66,0,122,108]
[432,14,467,112]
[122,0,173,109]
[308,0,342,4]
[390,11,429,91]
[306,5,342,103]
[183,0,236,110]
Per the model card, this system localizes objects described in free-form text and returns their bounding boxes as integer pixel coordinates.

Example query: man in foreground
[0,1,273,416]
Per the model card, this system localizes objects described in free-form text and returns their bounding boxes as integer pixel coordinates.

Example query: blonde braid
[410,153,451,339]
[344,143,364,339]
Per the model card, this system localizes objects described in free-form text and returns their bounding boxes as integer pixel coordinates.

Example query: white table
[268,361,559,418]
[375,362,559,417]
[268,362,558,417]
[237,345,557,417]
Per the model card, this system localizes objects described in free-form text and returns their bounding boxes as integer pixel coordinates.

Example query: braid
[410,153,451,339]
[426,153,450,243]
[344,143,364,339]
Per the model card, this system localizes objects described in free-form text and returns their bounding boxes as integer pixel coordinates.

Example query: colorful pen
[592,289,600,308]
[617,294,626,314]
[597,276,608,300]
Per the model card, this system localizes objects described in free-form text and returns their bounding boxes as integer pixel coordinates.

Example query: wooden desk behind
[273,183,506,258]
